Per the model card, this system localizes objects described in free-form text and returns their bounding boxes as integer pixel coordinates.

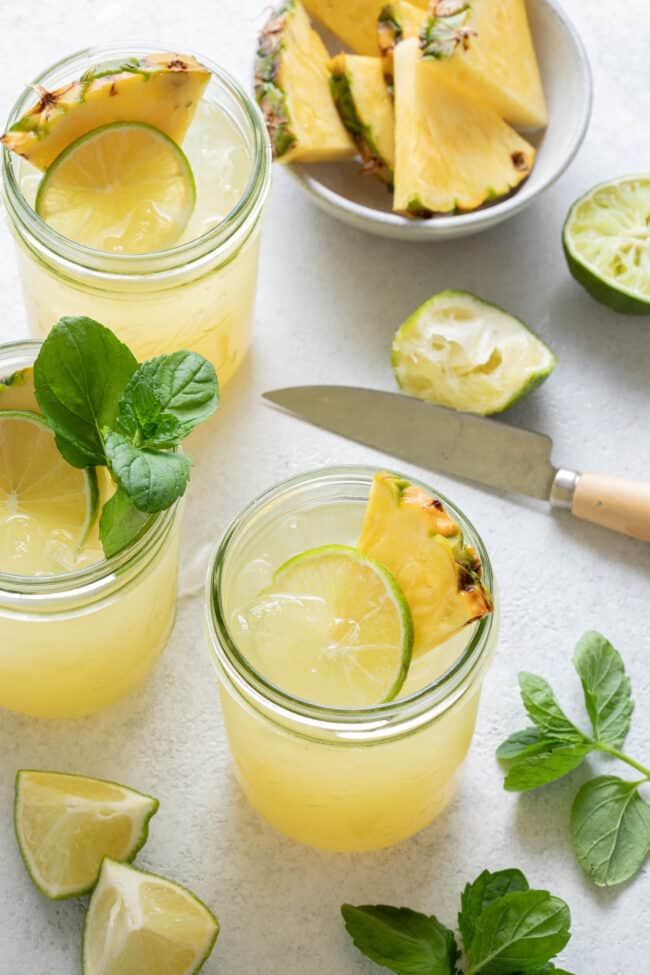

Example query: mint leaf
[519,673,587,744]
[573,632,633,749]
[458,869,528,951]
[341,904,458,975]
[571,775,650,887]
[504,743,592,792]
[116,351,219,448]
[104,429,191,513]
[33,317,137,467]
[496,728,550,762]
[465,890,571,975]
[99,488,154,558]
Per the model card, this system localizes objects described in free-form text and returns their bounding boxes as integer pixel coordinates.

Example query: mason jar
[205,467,498,852]
[1,46,272,386]
[0,340,181,720]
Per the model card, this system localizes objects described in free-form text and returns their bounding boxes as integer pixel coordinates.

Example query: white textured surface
[1,2,649,972]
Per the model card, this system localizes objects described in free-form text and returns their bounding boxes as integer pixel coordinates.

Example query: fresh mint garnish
[497,631,650,887]
[342,869,573,975]
[33,316,219,556]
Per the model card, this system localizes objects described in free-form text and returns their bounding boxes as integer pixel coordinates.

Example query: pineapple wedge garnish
[358,472,493,657]
[378,1,428,79]
[394,39,535,216]
[2,53,210,171]
[329,55,395,187]
[255,1,354,163]
[304,0,429,56]
[421,0,547,130]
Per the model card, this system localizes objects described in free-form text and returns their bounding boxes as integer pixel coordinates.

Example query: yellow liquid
[15,96,262,385]
[216,500,497,851]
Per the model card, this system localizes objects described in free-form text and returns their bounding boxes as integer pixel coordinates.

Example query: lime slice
[392,290,556,415]
[14,771,158,899]
[83,858,219,975]
[0,409,99,574]
[35,121,196,254]
[563,175,650,315]
[234,544,413,706]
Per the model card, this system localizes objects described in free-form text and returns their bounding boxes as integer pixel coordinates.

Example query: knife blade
[262,385,650,543]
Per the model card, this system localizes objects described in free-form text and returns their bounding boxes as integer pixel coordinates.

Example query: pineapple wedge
[358,472,493,657]
[393,39,535,216]
[255,1,354,163]
[304,0,429,56]
[2,53,210,171]
[329,55,395,187]
[378,1,428,79]
[421,0,547,130]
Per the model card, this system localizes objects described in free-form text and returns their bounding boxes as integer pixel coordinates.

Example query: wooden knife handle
[571,472,650,542]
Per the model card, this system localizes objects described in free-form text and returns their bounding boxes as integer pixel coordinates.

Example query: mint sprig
[342,869,573,975]
[33,317,219,556]
[497,631,650,887]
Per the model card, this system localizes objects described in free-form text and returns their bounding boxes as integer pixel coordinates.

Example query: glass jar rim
[207,465,497,736]
[1,44,272,277]
[0,338,179,597]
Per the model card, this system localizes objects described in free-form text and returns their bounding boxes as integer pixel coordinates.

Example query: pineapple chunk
[421,0,547,130]
[329,55,395,187]
[2,53,210,171]
[255,1,354,163]
[393,39,535,216]
[304,0,429,56]
[378,1,428,79]
[358,472,493,657]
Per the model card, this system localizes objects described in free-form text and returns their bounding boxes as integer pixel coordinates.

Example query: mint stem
[595,743,650,779]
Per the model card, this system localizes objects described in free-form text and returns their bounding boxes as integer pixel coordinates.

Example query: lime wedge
[14,771,158,899]
[35,121,196,254]
[0,409,99,574]
[563,175,650,315]
[234,544,413,706]
[392,290,556,415]
[0,366,38,411]
[83,859,219,975]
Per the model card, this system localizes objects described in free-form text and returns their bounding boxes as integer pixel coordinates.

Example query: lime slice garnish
[0,409,100,574]
[563,175,650,315]
[233,544,413,706]
[392,290,556,415]
[83,859,219,975]
[14,771,159,899]
[35,121,196,254]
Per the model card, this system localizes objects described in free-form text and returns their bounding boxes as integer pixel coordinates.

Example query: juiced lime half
[234,544,413,706]
[563,175,650,315]
[36,121,196,254]
[83,859,219,975]
[0,409,99,574]
[14,771,159,899]
[392,290,556,415]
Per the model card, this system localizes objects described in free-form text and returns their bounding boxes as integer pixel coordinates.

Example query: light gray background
[1,2,649,972]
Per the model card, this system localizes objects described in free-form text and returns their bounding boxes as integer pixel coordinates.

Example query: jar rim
[0,338,179,597]
[206,465,497,736]
[1,44,272,277]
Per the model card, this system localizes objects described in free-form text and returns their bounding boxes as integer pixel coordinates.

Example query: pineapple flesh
[329,55,395,187]
[358,472,493,657]
[421,0,547,130]
[2,53,210,171]
[378,1,428,79]
[393,39,535,216]
[304,0,429,56]
[255,1,354,163]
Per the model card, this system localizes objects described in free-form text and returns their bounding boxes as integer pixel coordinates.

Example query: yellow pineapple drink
[205,468,498,852]
[0,342,180,719]
[1,48,271,386]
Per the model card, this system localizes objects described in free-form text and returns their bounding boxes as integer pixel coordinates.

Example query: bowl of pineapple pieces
[254,0,592,240]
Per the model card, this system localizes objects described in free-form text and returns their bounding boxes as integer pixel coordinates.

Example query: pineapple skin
[255,1,354,163]
[329,54,395,187]
[393,39,535,217]
[2,53,210,171]
[304,0,429,56]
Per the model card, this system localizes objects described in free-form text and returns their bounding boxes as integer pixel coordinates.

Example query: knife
[263,385,650,543]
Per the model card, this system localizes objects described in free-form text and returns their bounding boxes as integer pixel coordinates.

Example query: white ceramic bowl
[287,0,593,240]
